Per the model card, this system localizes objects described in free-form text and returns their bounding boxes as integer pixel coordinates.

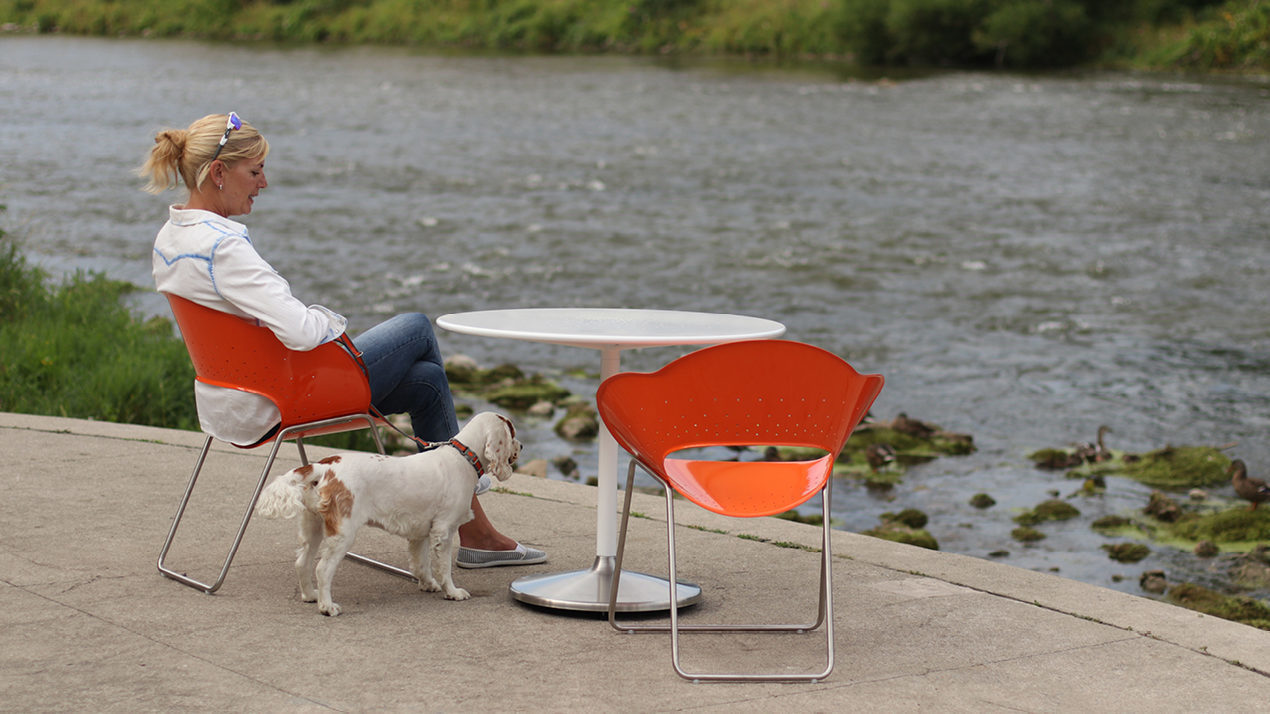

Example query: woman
[139,112,545,568]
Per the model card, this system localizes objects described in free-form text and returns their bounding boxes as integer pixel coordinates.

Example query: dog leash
[335,333,486,477]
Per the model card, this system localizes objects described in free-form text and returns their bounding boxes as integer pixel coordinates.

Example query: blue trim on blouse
[153,219,249,298]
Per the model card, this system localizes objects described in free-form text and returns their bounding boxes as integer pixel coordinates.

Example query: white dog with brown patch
[255,412,520,616]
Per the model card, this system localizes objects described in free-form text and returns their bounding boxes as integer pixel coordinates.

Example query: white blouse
[153,205,347,446]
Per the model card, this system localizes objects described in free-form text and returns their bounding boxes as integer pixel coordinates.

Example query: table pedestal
[511,345,701,613]
[435,309,785,613]
[510,556,702,613]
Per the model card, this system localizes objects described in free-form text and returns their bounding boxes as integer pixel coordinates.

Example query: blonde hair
[137,113,269,195]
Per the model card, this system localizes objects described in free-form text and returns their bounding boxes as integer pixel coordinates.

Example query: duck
[1075,425,1112,464]
[1230,459,1270,510]
[892,412,935,439]
[865,443,897,471]
[1034,449,1083,470]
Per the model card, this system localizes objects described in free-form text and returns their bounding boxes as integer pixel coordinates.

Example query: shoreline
[2,0,1268,74]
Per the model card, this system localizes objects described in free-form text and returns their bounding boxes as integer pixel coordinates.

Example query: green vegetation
[1101,541,1150,562]
[1013,498,1081,526]
[969,493,996,509]
[1166,582,1270,630]
[1,0,1266,71]
[1035,444,1232,491]
[1122,446,1232,489]
[1170,507,1270,544]
[447,362,572,411]
[1011,525,1045,542]
[863,511,939,549]
[0,218,198,430]
[882,507,929,529]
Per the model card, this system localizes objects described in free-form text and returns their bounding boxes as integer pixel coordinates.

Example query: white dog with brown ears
[255,412,520,616]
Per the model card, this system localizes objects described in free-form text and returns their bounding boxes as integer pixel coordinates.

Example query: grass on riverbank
[2,0,1267,72]
[0,219,198,430]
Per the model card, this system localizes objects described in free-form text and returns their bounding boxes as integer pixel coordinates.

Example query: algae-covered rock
[863,520,939,550]
[775,510,824,526]
[1169,507,1270,544]
[446,358,575,412]
[969,493,996,509]
[1120,446,1231,490]
[843,415,974,464]
[1166,582,1270,630]
[882,508,928,529]
[443,354,481,383]
[1014,499,1081,526]
[1143,491,1183,522]
[863,470,903,488]
[553,402,599,441]
[1029,447,1084,470]
[1139,570,1168,594]
[446,359,524,387]
[1229,555,1270,591]
[1012,526,1046,542]
[849,418,975,458]
[1091,515,1133,531]
[1194,540,1220,557]
[484,375,572,410]
[1102,542,1150,563]
[1074,476,1106,495]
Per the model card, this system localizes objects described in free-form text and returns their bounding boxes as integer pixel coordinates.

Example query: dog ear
[483,416,517,482]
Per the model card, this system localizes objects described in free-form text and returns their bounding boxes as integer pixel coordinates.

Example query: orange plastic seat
[596,339,883,682]
[158,294,408,594]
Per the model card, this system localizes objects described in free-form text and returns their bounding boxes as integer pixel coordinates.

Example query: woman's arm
[211,234,347,351]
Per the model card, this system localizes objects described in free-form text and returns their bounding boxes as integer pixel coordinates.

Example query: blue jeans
[352,313,459,444]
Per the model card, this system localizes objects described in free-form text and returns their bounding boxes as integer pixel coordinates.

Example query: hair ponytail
[137,114,268,196]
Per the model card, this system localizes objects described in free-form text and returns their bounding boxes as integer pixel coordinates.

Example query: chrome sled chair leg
[157,414,412,594]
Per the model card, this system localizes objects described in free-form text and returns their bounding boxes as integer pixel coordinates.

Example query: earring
[217,183,223,191]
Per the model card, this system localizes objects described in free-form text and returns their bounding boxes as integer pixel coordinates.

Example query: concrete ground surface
[2,412,1269,712]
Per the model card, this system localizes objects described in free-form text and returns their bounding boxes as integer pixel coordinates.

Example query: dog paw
[319,602,342,616]
[444,587,471,601]
[300,591,318,603]
[419,577,442,593]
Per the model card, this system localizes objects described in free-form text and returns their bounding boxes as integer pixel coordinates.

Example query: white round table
[436,308,786,612]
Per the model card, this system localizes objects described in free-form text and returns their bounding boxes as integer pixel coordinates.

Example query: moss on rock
[862,521,939,550]
[1120,446,1231,490]
[969,493,996,509]
[774,510,823,526]
[1102,542,1150,563]
[1014,499,1081,526]
[1091,515,1133,531]
[483,375,571,410]
[882,508,928,529]
[1028,447,1083,470]
[1011,526,1046,542]
[446,357,574,412]
[847,421,975,460]
[1166,582,1270,631]
[1169,507,1270,544]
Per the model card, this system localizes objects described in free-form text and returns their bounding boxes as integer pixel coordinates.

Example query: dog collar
[447,438,485,477]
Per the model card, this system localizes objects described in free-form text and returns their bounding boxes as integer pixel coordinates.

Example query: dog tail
[254,466,313,520]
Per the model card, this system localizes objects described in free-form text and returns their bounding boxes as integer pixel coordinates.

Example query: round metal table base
[510,556,703,613]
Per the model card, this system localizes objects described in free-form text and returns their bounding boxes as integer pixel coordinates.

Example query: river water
[3,36,1269,601]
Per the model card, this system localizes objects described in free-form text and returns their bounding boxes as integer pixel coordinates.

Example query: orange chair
[157,294,410,594]
[595,340,883,682]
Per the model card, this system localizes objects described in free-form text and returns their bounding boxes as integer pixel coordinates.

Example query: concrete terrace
[2,412,1269,711]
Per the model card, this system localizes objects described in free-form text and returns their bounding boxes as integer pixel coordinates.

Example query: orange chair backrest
[596,340,883,515]
[165,294,371,428]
